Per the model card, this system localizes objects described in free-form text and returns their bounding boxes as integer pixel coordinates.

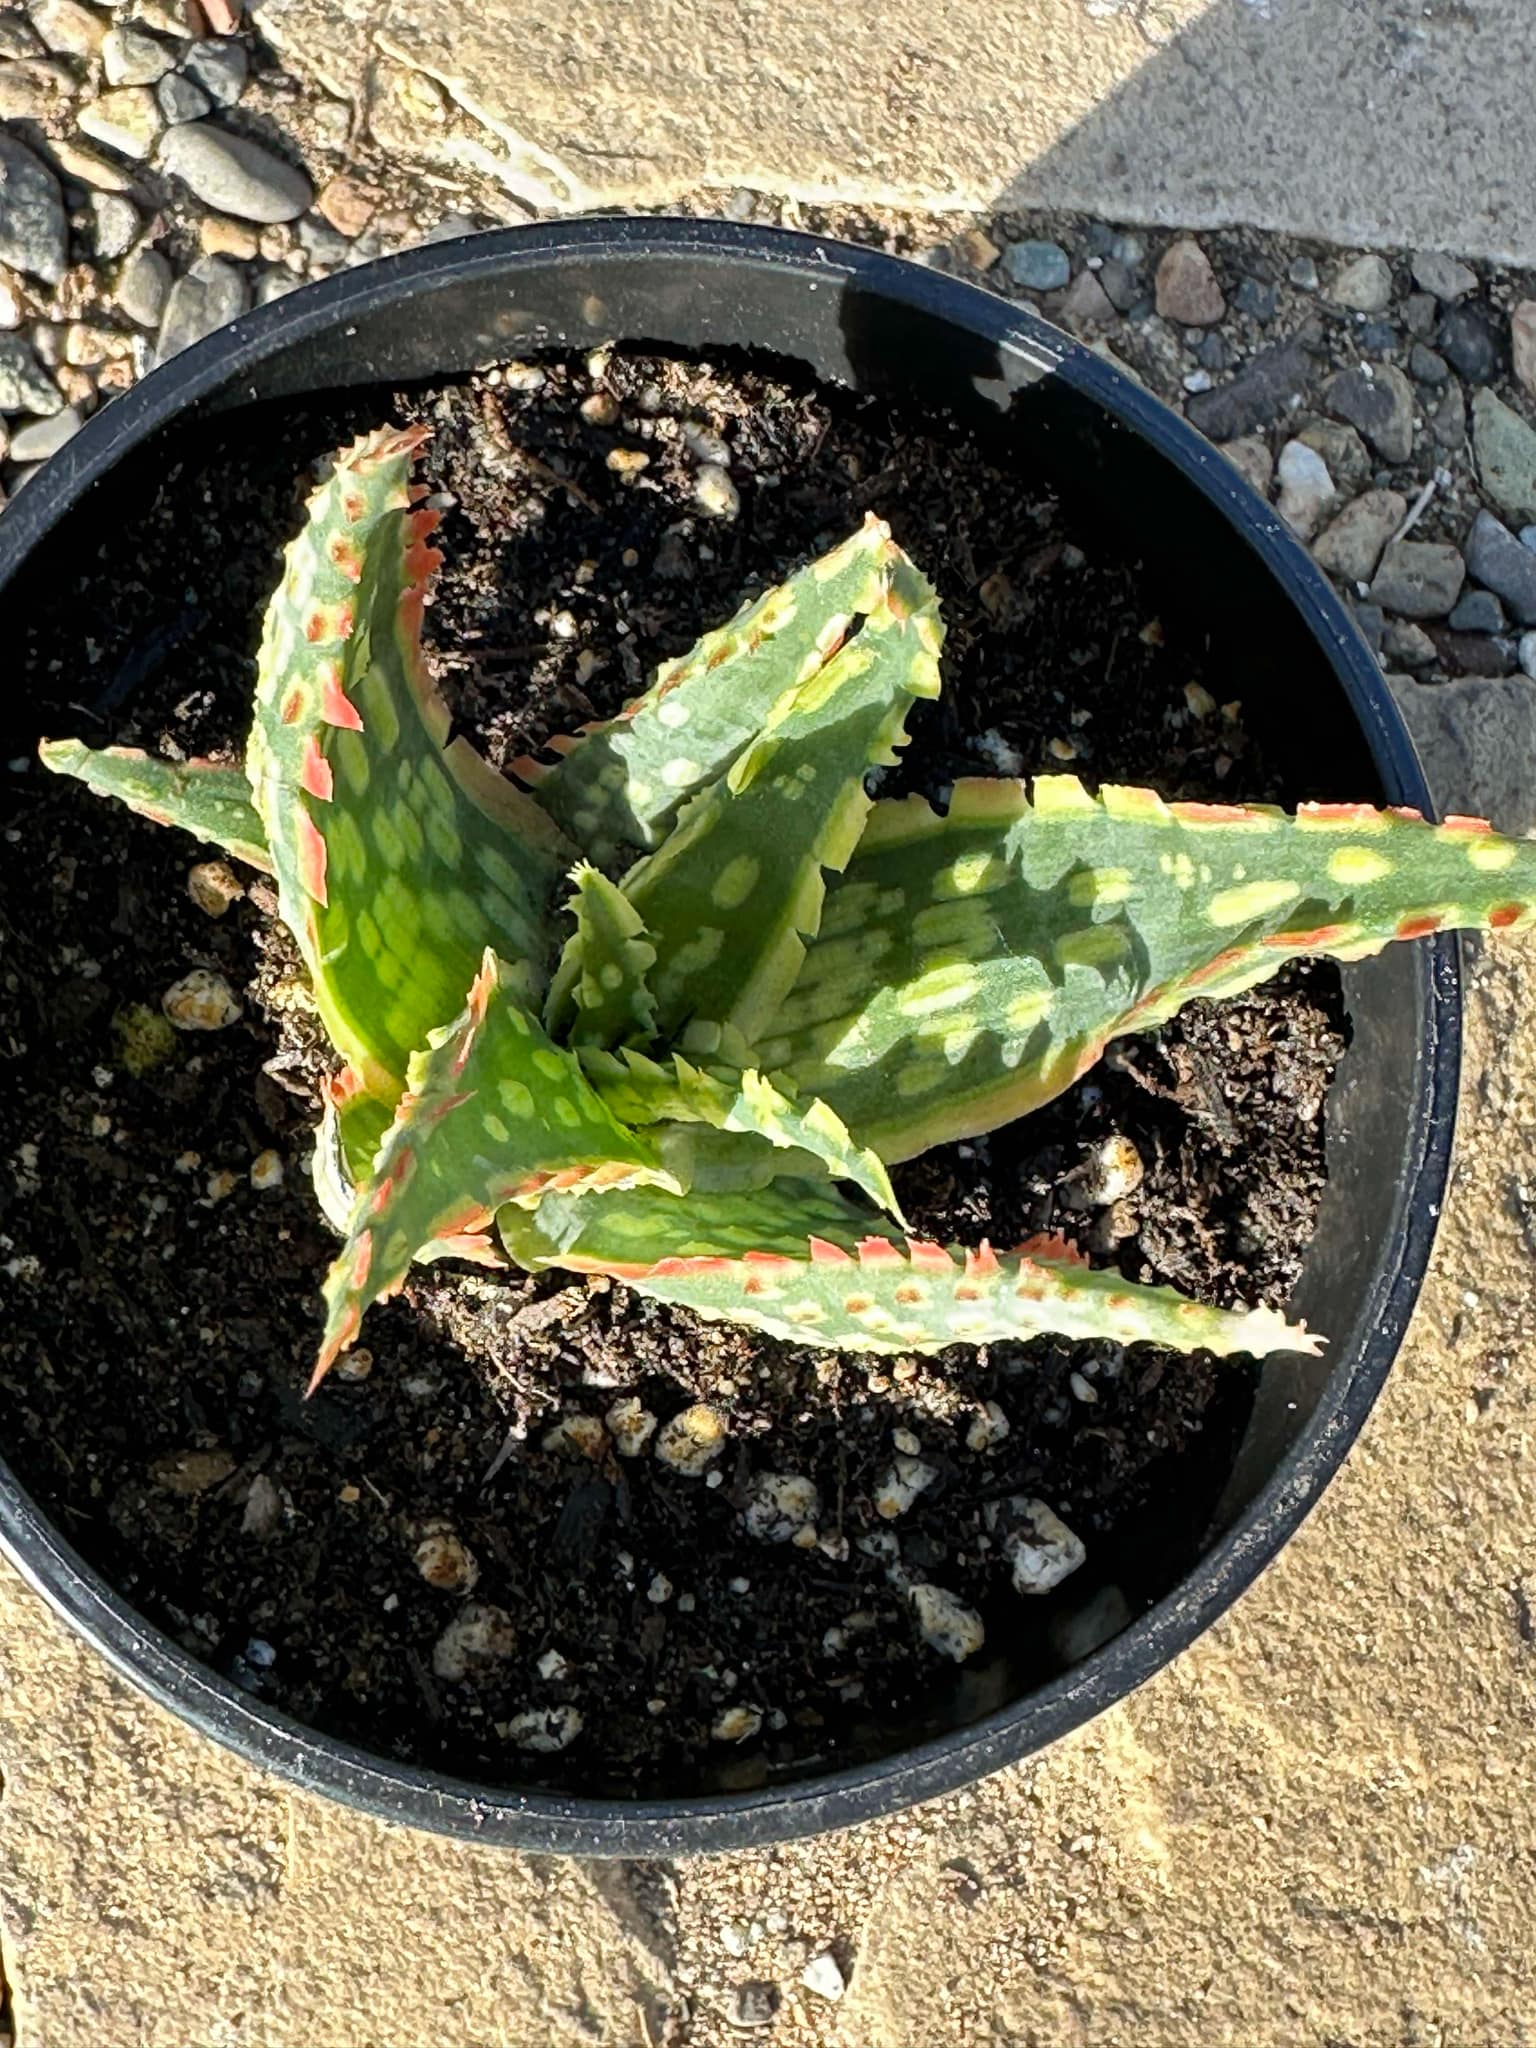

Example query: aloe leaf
[620,552,942,1047]
[763,774,1536,1161]
[499,1189,1313,1360]
[579,1046,902,1217]
[37,742,272,872]
[543,862,660,1049]
[313,950,677,1383]
[514,515,903,863]
[498,1176,891,1272]
[245,423,574,1180]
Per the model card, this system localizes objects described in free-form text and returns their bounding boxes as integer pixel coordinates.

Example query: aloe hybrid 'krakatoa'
[40,425,1536,1385]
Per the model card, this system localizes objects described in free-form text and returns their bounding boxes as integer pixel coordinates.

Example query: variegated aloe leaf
[497,1176,890,1271]
[499,1189,1313,1359]
[37,742,271,873]
[543,862,659,1049]
[514,515,903,864]
[621,553,942,1047]
[578,1046,901,1217]
[764,775,1536,1162]
[314,950,677,1384]
[246,423,574,1179]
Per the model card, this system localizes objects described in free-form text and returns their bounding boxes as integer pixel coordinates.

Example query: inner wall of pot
[0,241,1422,1776]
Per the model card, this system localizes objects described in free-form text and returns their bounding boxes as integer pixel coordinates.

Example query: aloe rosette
[41,423,1536,1384]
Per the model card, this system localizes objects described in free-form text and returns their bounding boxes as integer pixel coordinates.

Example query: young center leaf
[245,424,575,1180]
[37,742,272,872]
[543,862,660,1049]
[514,514,904,864]
[620,551,943,1049]
[497,1184,1314,1360]
[762,774,1536,1162]
[314,950,678,1383]
[578,1046,902,1217]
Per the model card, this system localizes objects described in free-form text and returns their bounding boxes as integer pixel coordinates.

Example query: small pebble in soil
[800,1952,847,2003]
[241,1472,282,1537]
[964,1401,1010,1452]
[186,859,244,917]
[1062,1133,1144,1208]
[908,1582,985,1662]
[333,1346,373,1382]
[693,462,740,520]
[537,1648,568,1680]
[414,1523,480,1594]
[542,1413,608,1459]
[161,967,241,1031]
[605,1394,658,1456]
[742,1472,820,1543]
[647,1572,673,1604]
[606,447,650,477]
[153,1446,235,1496]
[249,1149,283,1192]
[712,1704,763,1743]
[507,1704,583,1754]
[655,1402,727,1475]
[874,1454,937,1519]
[991,1497,1088,1595]
[431,1602,515,1682]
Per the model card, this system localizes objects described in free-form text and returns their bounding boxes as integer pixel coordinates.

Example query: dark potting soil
[0,348,1348,1795]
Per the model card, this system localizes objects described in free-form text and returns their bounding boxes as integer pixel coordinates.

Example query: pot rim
[0,217,1461,1856]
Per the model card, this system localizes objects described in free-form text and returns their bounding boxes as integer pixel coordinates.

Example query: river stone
[158,122,312,223]
[155,253,247,357]
[0,331,61,414]
[1274,438,1334,540]
[1409,250,1478,303]
[1296,417,1371,493]
[179,36,248,106]
[1311,488,1405,586]
[1001,238,1069,291]
[101,24,173,85]
[116,243,171,328]
[78,85,163,160]
[156,71,211,124]
[1185,338,1311,442]
[1387,673,1536,834]
[9,401,81,460]
[0,133,68,285]
[1447,589,1506,635]
[89,190,138,260]
[1221,435,1273,496]
[1327,253,1393,314]
[1437,302,1501,385]
[29,0,106,58]
[1323,363,1415,463]
[0,53,78,121]
[1464,507,1536,626]
[1155,236,1225,325]
[1474,389,1536,524]
[1368,540,1466,620]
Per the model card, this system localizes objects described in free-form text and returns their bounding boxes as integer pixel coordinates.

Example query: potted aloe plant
[0,219,1499,1851]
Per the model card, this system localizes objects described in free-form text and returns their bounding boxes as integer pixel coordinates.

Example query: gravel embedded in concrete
[158,121,313,222]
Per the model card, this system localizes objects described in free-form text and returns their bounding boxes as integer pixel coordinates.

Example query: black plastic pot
[0,218,1459,1855]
